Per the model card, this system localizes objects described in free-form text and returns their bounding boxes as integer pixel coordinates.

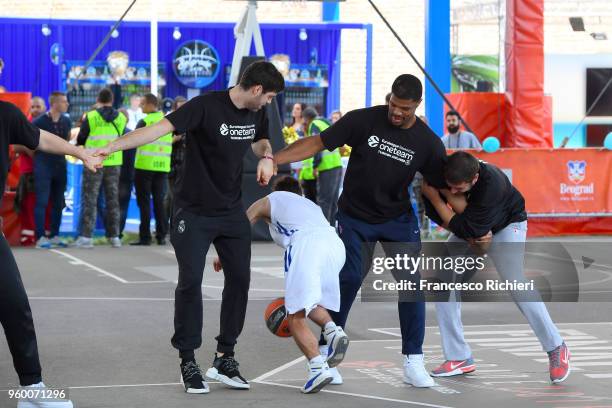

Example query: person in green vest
[297,106,317,204]
[130,93,172,246]
[75,88,126,248]
[302,107,343,224]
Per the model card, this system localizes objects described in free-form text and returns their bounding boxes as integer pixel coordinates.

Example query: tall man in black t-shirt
[421,151,570,384]
[1,100,101,408]
[94,61,284,394]
[274,74,446,387]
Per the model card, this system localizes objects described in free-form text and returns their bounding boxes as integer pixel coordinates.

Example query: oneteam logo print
[368,135,380,147]
[220,123,229,136]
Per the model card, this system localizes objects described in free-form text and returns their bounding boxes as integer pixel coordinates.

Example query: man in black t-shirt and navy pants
[1,100,101,407]
[274,75,447,387]
[96,62,284,394]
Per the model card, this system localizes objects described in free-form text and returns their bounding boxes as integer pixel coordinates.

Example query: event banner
[470,148,612,216]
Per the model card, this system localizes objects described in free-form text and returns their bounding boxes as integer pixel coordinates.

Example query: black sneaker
[180,359,210,394]
[205,354,250,389]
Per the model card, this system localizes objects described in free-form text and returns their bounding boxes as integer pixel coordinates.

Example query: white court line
[253,380,456,408]
[252,356,306,382]
[369,322,612,337]
[50,250,280,290]
[124,280,168,284]
[50,249,128,283]
[584,374,612,379]
[69,382,182,389]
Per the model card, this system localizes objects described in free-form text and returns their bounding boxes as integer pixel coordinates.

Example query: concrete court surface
[2,239,612,408]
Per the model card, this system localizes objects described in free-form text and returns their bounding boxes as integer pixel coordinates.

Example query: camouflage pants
[79,165,121,238]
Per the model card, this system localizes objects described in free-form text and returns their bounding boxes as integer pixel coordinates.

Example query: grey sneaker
[109,237,122,248]
[73,236,94,249]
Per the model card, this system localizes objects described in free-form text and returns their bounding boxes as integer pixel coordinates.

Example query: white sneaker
[35,237,52,249]
[302,359,333,394]
[403,354,435,388]
[323,326,350,367]
[49,236,68,248]
[73,236,93,249]
[17,382,73,408]
[109,237,122,248]
[329,367,343,385]
[319,346,343,385]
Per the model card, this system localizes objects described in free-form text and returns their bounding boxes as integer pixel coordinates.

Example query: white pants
[435,221,563,360]
[284,229,346,316]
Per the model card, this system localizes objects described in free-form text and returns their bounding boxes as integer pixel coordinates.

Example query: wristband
[262,155,274,161]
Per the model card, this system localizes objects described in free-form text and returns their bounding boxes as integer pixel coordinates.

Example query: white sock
[324,321,337,332]
[323,322,337,341]
[309,355,325,366]
[406,354,425,363]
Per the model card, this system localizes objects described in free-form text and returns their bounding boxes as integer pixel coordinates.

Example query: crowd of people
[1,62,570,407]
[6,82,485,248]
[9,88,188,249]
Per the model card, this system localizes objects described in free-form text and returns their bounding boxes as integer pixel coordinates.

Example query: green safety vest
[299,118,342,181]
[85,110,127,167]
[135,112,173,172]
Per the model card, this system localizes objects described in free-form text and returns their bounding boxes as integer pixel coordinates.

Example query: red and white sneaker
[548,342,570,383]
[431,358,476,377]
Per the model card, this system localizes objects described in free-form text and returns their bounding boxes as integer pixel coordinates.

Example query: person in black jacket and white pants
[422,151,570,384]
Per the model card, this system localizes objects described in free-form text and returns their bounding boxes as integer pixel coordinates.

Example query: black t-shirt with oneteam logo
[166,90,269,216]
[321,105,447,224]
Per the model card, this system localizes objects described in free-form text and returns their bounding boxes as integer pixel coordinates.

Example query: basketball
[264,297,291,338]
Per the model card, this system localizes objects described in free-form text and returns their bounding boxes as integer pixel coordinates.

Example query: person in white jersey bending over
[214,175,348,394]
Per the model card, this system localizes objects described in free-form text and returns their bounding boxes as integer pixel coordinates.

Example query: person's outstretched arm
[246,196,271,225]
[97,118,175,157]
[274,135,325,165]
[252,138,274,186]
[37,129,102,172]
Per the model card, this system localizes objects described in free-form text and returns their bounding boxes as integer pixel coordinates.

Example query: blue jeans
[327,209,425,355]
[33,157,66,239]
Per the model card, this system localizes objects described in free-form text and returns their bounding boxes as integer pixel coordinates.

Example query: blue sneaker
[323,326,349,368]
[35,237,52,249]
[49,236,68,248]
[302,361,333,394]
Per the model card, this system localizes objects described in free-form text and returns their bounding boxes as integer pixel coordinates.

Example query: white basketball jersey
[268,191,331,249]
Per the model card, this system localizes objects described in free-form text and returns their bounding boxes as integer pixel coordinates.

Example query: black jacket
[426,162,527,239]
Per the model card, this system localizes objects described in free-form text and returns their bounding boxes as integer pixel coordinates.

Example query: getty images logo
[368,135,380,148]
[220,123,229,136]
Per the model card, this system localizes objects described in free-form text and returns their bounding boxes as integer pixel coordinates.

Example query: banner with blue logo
[172,40,220,88]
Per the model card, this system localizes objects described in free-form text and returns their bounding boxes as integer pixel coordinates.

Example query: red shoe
[431,358,476,377]
[548,342,570,383]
